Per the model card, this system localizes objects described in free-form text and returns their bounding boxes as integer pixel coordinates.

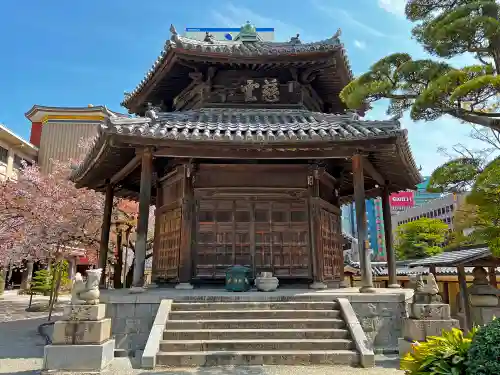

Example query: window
[13,155,23,169]
[0,147,7,163]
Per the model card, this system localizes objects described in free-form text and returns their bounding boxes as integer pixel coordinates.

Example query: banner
[389,191,415,208]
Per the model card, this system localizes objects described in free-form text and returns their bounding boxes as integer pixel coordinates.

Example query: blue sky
[0,0,487,175]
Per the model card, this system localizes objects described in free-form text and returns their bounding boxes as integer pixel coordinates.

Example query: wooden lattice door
[195,199,252,278]
[319,207,343,282]
[154,206,181,280]
[254,200,310,278]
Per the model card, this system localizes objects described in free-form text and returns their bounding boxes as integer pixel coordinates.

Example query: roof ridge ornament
[233,21,261,43]
[169,24,180,43]
[333,28,342,41]
[289,34,301,45]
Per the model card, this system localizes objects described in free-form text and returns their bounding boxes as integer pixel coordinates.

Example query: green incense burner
[225,265,251,292]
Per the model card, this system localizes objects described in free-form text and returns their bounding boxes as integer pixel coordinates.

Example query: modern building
[414,176,443,207]
[25,105,127,172]
[0,123,38,181]
[391,193,465,232]
[341,198,386,261]
[184,25,274,42]
[341,177,443,261]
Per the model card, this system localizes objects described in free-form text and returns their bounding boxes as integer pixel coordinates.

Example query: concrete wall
[106,302,160,355]
[38,122,98,173]
[391,193,465,233]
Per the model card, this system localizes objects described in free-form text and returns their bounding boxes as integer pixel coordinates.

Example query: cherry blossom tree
[0,159,103,268]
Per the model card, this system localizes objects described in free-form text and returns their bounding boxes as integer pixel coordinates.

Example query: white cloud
[311,0,387,37]
[212,3,318,42]
[354,40,366,49]
[377,0,407,17]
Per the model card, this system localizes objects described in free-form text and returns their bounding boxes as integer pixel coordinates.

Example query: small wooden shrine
[71,23,421,290]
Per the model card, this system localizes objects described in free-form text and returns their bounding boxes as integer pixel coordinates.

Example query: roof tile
[103,108,402,143]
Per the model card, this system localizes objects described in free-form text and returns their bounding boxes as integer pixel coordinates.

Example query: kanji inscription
[262,78,280,102]
[241,80,260,102]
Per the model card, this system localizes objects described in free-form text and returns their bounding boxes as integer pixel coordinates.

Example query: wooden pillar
[458,265,472,332]
[308,165,326,289]
[382,184,398,288]
[113,230,123,289]
[151,183,163,284]
[176,163,195,290]
[443,281,450,304]
[99,183,114,287]
[352,154,375,293]
[488,266,497,288]
[131,149,153,290]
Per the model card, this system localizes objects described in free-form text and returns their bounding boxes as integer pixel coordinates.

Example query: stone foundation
[101,287,412,356]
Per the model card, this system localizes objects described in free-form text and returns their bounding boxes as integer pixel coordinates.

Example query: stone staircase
[154,300,367,366]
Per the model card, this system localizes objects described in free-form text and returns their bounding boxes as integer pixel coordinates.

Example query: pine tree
[340,0,500,132]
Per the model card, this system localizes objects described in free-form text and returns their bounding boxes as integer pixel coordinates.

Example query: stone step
[156,349,360,366]
[171,301,340,311]
[165,318,346,330]
[163,328,351,340]
[168,309,341,320]
[159,338,355,352]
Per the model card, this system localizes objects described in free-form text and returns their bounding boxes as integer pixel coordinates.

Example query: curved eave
[121,43,355,112]
[71,131,420,200]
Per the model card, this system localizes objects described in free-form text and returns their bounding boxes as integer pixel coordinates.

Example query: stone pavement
[0,291,404,375]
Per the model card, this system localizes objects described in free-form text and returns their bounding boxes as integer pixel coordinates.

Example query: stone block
[63,303,106,321]
[113,333,129,350]
[52,318,111,345]
[410,303,451,320]
[105,303,116,318]
[402,318,460,342]
[118,303,136,318]
[126,318,149,334]
[112,317,128,334]
[134,303,152,317]
[43,339,115,372]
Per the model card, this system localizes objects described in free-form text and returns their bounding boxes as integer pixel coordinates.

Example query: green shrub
[466,318,500,375]
[30,269,52,296]
[401,327,477,375]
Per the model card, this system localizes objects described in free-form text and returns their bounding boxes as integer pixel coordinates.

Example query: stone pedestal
[398,303,459,358]
[42,304,115,373]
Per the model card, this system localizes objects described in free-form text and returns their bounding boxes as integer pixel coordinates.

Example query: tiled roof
[344,260,500,276]
[409,247,491,267]
[121,26,353,108]
[101,108,402,143]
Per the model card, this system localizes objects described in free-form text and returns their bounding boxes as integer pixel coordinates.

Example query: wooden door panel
[194,195,311,279]
[154,207,181,280]
[319,208,343,281]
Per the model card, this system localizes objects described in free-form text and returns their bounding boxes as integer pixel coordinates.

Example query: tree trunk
[47,265,58,322]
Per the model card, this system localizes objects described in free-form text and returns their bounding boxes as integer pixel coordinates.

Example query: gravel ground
[0,291,404,375]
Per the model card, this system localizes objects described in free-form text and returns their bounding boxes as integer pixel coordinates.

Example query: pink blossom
[0,157,104,266]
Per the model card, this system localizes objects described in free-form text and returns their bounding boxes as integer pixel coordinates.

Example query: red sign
[390,191,415,208]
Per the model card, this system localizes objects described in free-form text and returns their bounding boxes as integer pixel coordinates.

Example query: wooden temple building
[71,23,421,291]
